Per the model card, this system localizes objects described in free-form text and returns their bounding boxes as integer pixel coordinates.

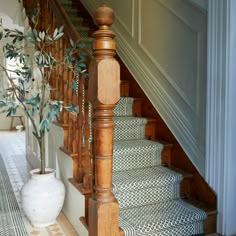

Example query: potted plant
[0,5,87,227]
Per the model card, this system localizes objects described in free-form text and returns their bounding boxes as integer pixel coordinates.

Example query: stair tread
[113,165,183,193]
[114,116,148,141]
[113,139,163,171]
[113,165,183,208]
[120,199,207,236]
[114,116,148,125]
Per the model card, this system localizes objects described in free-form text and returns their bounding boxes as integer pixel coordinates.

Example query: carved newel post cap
[94,5,114,27]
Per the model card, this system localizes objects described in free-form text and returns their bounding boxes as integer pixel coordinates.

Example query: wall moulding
[81,0,207,177]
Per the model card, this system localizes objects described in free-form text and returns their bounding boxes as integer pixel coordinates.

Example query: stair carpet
[60,0,94,51]
[59,1,207,235]
[113,97,207,236]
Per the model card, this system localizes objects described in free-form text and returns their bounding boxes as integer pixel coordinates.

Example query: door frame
[206,0,236,235]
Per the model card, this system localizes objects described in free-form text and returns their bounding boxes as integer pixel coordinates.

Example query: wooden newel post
[88,5,120,236]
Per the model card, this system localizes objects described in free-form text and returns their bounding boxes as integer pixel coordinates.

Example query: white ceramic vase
[21,168,65,227]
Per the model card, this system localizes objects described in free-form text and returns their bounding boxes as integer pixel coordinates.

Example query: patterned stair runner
[59,1,207,235]
[113,97,207,236]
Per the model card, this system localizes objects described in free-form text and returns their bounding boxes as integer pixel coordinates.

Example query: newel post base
[89,199,120,236]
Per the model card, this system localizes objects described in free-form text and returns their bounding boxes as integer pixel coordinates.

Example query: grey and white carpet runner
[113,97,207,236]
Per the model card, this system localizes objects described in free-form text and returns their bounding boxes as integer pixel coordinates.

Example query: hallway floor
[0,131,79,236]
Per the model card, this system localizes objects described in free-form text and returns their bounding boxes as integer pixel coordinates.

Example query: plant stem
[39,134,45,174]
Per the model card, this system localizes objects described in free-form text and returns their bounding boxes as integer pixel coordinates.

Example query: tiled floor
[0,131,79,236]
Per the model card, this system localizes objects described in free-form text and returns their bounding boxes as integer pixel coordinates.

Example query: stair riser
[114,97,134,116]
[113,142,163,171]
[115,184,181,209]
[134,222,204,236]
[119,199,206,236]
[113,97,143,117]
[114,125,146,141]
[120,81,130,97]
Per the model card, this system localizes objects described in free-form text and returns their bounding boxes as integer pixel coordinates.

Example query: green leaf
[78,62,86,68]
[31,107,36,116]
[0,101,7,108]
[83,73,89,79]
[59,25,64,33]
[34,51,41,56]
[65,105,78,113]
[54,32,63,41]
[69,39,74,48]
[6,106,18,117]
[33,29,38,38]
[72,81,78,91]
[53,28,58,39]
[15,29,23,35]
[39,119,50,132]
[39,31,45,40]
[77,43,86,49]
[26,94,40,106]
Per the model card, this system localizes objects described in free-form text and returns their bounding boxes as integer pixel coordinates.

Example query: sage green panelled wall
[81,0,207,176]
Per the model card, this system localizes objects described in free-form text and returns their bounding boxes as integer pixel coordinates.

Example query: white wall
[81,0,208,176]
[0,0,25,131]
[0,0,25,26]
[48,125,88,236]
[0,114,25,130]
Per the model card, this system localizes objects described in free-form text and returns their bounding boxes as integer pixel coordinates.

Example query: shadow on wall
[47,130,57,170]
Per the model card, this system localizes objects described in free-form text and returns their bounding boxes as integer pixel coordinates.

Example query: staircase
[113,97,206,235]
[57,0,217,235]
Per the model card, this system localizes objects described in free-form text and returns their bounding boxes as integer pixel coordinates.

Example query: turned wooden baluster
[88,5,120,236]
[76,73,84,182]
[71,74,79,180]
[83,78,93,190]
[62,41,69,147]
[39,0,44,30]
[53,36,60,100]
[83,79,93,223]
[49,13,57,100]
[58,37,64,123]
[67,69,73,151]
